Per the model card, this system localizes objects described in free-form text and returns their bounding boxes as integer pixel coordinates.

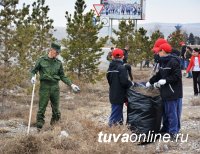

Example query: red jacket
[186,55,200,73]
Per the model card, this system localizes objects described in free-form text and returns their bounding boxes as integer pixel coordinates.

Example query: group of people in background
[180,42,200,96]
[185,47,200,96]
[106,38,200,140]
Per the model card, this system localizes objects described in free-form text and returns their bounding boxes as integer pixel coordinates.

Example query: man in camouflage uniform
[31,43,80,130]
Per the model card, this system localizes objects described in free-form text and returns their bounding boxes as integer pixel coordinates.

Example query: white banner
[100,0,146,20]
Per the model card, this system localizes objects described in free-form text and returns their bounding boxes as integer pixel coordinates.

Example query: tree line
[0,0,198,94]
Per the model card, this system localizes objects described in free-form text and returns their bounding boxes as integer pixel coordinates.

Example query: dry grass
[132,68,152,82]
[190,97,200,106]
[1,135,47,154]
[0,128,10,134]
[0,68,200,153]
[1,120,156,154]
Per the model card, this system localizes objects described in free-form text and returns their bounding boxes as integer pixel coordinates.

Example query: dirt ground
[0,68,200,154]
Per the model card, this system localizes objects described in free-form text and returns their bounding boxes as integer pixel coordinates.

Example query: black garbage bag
[127,83,162,134]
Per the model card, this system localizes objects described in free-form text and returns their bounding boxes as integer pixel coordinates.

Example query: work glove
[185,73,189,78]
[158,79,166,85]
[183,70,187,76]
[145,82,151,88]
[71,84,80,93]
[31,76,36,84]
[154,82,160,88]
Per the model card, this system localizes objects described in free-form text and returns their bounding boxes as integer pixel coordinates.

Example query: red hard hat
[152,38,168,53]
[159,43,172,53]
[112,48,124,58]
[154,38,168,47]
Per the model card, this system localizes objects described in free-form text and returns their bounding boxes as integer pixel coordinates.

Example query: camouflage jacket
[31,55,72,86]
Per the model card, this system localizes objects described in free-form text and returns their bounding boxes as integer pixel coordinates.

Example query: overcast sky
[19,0,200,27]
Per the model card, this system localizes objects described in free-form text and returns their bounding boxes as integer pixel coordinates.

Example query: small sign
[93,4,104,16]
[100,17,109,27]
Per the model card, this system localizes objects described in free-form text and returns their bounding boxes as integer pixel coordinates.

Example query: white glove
[71,84,80,93]
[31,76,36,84]
[132,81,135,86]
[158,79,166,85]
[154,82,160,88]
[185,73,189,78]
[183,70,187,76]
[146,82,151,88]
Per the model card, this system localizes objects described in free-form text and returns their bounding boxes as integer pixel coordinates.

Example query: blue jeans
[161,98,182,134]
[184,60,189,70]
[180,59,184,70]
[109,104,124,127]
[187,71,193,78]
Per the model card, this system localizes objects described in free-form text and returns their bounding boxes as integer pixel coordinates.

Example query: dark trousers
[109,104,124,127]
[192,71,200,95]
[161,98,182,134]
[180,58,185,70]
[143,60,150,68]
[124,64,133,81]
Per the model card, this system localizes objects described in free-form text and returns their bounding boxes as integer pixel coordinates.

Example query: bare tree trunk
[78,63,81,79]
[1,65,8,114]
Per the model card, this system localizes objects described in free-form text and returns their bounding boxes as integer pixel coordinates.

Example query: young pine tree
[129,27,151,67]
[14,3,36,71]
[168,29,185,50]
[30,0,54,60]
[0,0,24,110]
[111,20,135,49]
[63,0,108,83]
[150,30,164,49]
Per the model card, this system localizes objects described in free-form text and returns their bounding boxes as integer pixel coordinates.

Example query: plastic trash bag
[127,83,162,134]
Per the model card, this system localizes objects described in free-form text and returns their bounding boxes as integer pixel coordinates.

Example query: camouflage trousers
[37,81,61,128]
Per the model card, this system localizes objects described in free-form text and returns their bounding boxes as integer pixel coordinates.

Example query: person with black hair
[186,48,200,96]
[123,45,133,81]
[184,46,193,78]
[106,47,114,62]
[180,42,187,70]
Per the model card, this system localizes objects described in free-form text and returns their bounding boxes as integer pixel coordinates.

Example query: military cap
[51,42,61,53]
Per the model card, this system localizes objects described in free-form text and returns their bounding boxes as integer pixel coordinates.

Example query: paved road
[99,47,110,70]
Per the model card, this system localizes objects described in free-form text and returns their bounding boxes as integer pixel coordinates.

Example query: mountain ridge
[53,23,200,40]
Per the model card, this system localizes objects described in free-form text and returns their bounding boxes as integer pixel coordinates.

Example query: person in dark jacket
[123,45,133,81]
[106,47,114,62]
[146,43,183,139]
[180,42,187,70]
[171,49,181,57]
[107,48,133,127]
[184,46,193,78]
[123,45,129,64]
